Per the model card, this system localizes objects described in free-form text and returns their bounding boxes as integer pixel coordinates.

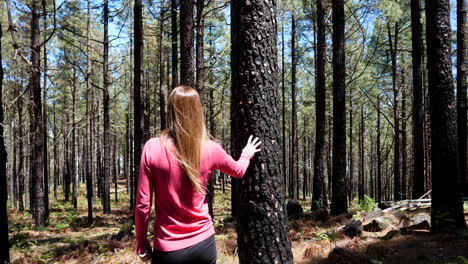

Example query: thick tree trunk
[457,0,468,196]
[133,0,144,212]
[171,0,178,88]
[42,1,49,217]
[411,0,425,199]
[330,0,348,215]
[312,0,327,211]
[180,0,194,87]
[29,0,48,227]
[102,0,111,214]
[281,20,287,194]
[0,20,10,264]
[231,1,293,262]
[426,0,466,231]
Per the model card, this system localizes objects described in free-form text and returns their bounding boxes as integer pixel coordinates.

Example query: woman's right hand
[242,135,262,157]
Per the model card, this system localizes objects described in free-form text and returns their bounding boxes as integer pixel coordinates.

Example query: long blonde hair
[161,86,208,194]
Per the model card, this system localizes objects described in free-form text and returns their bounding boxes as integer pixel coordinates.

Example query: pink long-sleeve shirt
[135,137,253,253]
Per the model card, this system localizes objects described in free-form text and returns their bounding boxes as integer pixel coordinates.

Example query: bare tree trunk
[180,0,194,87]
[231,1,293,261]
[72,66,78,209]
[290,14,298,200]
[102,0,111,214]
[133,0,144,212]
[388,22,401,201]
[401,72,408,199]
[29,0,48,227]
[159,3,166,131]
[377,95,382,202]
[426,0,466,231]
[331,0,348,215]
[171,0,178,88]
[312,0,327,211]
[411,0,425,199]
[195,0,204,95]
[0,19,10,264]
[457,0,468,196]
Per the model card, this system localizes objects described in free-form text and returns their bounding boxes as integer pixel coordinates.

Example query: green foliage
[55,222,70,232]
[357,195,377,213]
[36,225,48,232]
[312,230,338,242]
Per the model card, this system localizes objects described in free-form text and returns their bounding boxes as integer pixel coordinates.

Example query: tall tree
[159,1,166,131]
[330,0,348,215]
[180,0,194,87]
[411,0,425,199]
[312,0,327,211]
[102,0,111,214]
[231,0,293,262]
[457,0,468,196]
[290,14,298,200]
[0,19,10,264]
[195,0,205,94]
[426,0,466,231]
[171,0,178,88]
[30,0,48,227]
[133,0,144,211]
[85,0,94,223]
[388,22,401,201]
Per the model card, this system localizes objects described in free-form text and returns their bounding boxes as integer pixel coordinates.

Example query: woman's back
[136,137,253,252]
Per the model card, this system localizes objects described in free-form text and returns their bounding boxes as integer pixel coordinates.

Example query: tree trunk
[281,18,287,195]
[290,14,298,200]
[102,0,111,214]
[171,0,178,88]
[426,0,466,231]
[195,0,205,94]
[349,99,354,201]
[159,3,166,131]
[180,0,194,87]
[312,0,327,211]
[401,72,408,199]
[377,96,382,202]
[85,0,94,224]
[17,82,25,211]
[411,0,425,199]
[0,19,10,264]
[359,106,365,200]
[29,0,48,228]
[133,0,144,212]
[457,0,468,196]
[72,66,78,209]
[330,0,348,215]
[231,1,293,262]
[42,0,49,217]
[388,22,401,201]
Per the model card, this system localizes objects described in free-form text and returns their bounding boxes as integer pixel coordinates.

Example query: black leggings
[152,235,217,264]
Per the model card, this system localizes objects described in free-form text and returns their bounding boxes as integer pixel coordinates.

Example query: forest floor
[7,178,468,264]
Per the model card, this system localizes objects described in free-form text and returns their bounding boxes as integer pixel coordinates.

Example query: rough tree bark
[330,0,348,215]
[29,0,48,227]
[312,0,327,211]
[171,0,178,88]
[133,0,144,212]
[0,19,11,264]
[290,14,298,200]
[388,22,401,201]
[102,0,111,214]
[180,0,194,87]
[85,0,94,224]
[426,0,466,231]
[457,0,468,196]
[411,0,425,199]
[231,1,293,262]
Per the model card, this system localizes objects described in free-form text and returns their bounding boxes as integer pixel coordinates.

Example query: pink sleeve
[212,142,253,178]
[135,141,153,254]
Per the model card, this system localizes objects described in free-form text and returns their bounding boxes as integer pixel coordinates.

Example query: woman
[135,86,261,263]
